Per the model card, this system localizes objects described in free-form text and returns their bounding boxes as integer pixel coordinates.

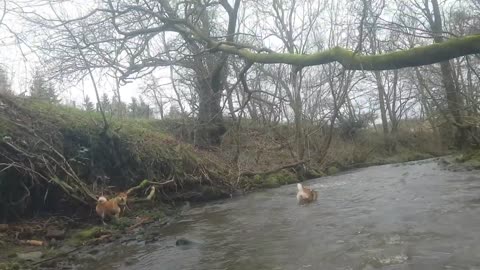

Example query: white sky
[0,0,464,117]
[0,0,171,107]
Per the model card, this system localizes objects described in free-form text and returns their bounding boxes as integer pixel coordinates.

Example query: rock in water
[175,237,201,246]
[175,238,193,246]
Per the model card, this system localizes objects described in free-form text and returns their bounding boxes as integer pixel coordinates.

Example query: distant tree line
[83,93,152,119]
[0,65,158,120]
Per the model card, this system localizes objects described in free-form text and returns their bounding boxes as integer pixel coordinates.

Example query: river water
[82,159,480,270]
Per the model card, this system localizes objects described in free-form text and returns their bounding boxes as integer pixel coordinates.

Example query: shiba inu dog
[95,192,128,224]
[116,192,129,214]
[296,183,318,204]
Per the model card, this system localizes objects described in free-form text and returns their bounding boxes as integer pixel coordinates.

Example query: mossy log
[213,34,480,70]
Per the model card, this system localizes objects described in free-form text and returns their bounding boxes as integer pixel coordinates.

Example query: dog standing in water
[296,183,318,204]
[95,192,128,224]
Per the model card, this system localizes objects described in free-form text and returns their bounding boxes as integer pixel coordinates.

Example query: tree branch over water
[210,34,480,70]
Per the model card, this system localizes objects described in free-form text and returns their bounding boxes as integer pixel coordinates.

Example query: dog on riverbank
[296,183,318,204]
[95,192,128,224]
[116,192,129,214]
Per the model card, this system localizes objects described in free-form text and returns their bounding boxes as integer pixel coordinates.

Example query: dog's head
[116,192,128,205]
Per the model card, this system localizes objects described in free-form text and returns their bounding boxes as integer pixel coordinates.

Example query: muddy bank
[0,202,186,270]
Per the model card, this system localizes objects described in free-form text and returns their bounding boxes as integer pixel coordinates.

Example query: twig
[126,179,174,195]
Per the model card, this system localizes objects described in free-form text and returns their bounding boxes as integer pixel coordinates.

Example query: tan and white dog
[95,192,128,224]
[296,183,318,204]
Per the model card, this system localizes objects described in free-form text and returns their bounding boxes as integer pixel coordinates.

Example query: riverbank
[436,151,480,172]
[0,201,190,270]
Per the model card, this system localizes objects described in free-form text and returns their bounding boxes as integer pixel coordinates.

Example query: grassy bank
[0,95,230,223]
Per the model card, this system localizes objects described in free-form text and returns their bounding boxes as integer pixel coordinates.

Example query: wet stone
[175,238,194,246]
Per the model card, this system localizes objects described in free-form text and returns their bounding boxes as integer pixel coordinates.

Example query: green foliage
[83,95,94,112]
[70,226,108,245]
[99,93,111,114]
[29,70,60,104]
[128,96,151,118]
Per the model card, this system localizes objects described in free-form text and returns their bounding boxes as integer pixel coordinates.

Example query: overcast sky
[0,0,464,113]
[0,0,169,107]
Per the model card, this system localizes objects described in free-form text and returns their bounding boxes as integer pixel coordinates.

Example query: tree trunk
[194,78,226,147]
[389,70,399,135]
[415,67,445,145]
[151,90,164,120]
[293,102,305,160]
[291,70,305,161]
[438,62,467,147]
[374,71,390,148]
[430,0,468,148]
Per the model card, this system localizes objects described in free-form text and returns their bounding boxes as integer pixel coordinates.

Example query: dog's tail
[97,196,107,203]
[297,183,303,191]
